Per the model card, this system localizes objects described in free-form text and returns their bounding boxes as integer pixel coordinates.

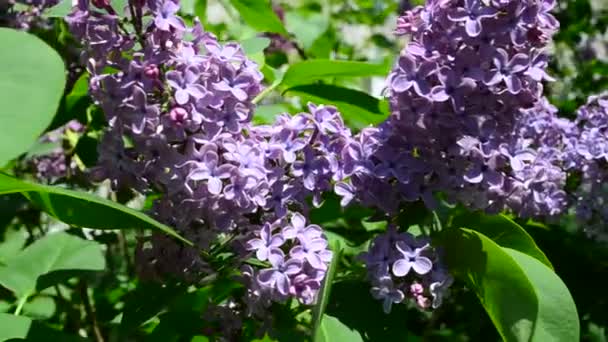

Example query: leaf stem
[253,81,281,105]
[14,295,28,316]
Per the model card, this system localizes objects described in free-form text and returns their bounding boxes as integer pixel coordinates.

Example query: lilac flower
[526,50,555,82]
[389,55,435,96]
[431,67,476,112]
[154,0,185,31]
[463,159,503,187]
[282,212,306,240]
[370,278,405,314]
[290,233,330,270]
[184,147,234,195]
[447,0,497,37]
[257,250,303,296]
[392,241,433,277]
[429,270,454,309]
[166,68,207,105]
[213,76,250,101]
[485,49,529,93]
[247,223,285,261]
[334,182,356,207]
[224,174,255,207]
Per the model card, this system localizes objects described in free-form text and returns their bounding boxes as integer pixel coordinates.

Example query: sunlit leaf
[0,28,65,166]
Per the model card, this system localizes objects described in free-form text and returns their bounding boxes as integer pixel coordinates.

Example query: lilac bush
[360,226,452,312]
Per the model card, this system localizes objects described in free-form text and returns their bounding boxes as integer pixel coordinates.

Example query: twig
[79,281,105,342]
[118,230,134,273]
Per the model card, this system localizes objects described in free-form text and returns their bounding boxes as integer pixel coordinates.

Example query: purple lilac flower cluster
[243,213,333,308]
[0,0,59,29]
[67,0,344,307]
[570,93,608,242]
[26,120,85,183]
[360,227,452,312]
[335,0,565,219]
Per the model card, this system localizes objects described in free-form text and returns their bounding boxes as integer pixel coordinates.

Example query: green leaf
[314,314,364,342]
[194,0,207,21]
[0,313,86,341]
[253,103,290,125]
[228,0,287,35]
[121,283,187,331]
[440,228,579,342]
[44,0,72,18]
[0,232,105,298]
[281,60,389,88]
[312,241,342,337]
[241,36,271,66]
[0,313,32,341]
[505,248,579,342]
[22,296,56,320]
[284,85,389,129]
[0,173,190,245]
[285,11,328,50]
[450,210,553,268]
[0,28,66,166]
[0,228,27,265]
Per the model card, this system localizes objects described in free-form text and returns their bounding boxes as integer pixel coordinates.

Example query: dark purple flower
[370,278,405,314]
[389,55,435,96]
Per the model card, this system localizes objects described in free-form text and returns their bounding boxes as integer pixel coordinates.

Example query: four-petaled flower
[447,0,497,37]
[257,249,303,296]
[247,223,285,261]
[392,241,433,277]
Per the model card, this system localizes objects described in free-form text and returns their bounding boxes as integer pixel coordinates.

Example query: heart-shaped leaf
[0,232,104,298]
[439,228,579,342]
[315,314,364,342]
[0,28,66,166]
[450,210,552,268]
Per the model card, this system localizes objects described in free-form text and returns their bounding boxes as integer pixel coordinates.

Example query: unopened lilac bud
[92,0,110,9]
[410,282,424,296]
[169,107,188,125]
[144,64,160,79]
[415,295,430,309]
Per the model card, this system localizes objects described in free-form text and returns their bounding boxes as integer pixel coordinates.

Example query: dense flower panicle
[570,93,608,241]
[336,0,567,219]
[243,213,332,307]
[68,0,345,308]
[360,227,452,312]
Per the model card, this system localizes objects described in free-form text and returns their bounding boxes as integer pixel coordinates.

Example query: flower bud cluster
[569,93,608,242]
[26,120,84,183]
[360,227,452,312]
